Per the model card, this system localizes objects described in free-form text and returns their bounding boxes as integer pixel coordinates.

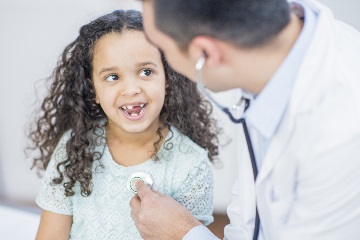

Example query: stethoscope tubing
[241,119,260,240]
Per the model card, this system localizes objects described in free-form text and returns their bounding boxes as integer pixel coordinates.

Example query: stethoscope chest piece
[127,172,153,194]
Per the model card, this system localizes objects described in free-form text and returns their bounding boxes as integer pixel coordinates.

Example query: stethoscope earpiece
[195,57,247,124]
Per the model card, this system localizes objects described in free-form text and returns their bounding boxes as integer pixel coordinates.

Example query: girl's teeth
[122,104,146,109]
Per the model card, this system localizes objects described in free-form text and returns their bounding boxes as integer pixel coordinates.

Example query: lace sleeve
[35,131,73,215]
[171,151,214,226]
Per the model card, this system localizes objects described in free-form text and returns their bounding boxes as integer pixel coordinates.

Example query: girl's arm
[35,131,73,240]
[36,210,72,240]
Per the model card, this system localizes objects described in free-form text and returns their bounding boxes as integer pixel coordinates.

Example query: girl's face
[92,31,166,135]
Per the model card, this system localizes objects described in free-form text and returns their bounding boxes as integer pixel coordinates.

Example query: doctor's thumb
[135,180,152,199]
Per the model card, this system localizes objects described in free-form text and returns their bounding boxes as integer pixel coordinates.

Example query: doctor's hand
[130,180,202,240]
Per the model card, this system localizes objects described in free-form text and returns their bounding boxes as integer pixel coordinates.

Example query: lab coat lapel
[255,0,335,186]
[255,112,295,186]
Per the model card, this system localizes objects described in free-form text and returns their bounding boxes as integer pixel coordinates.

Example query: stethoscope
[127,57,260,240]
[196,57,260,240]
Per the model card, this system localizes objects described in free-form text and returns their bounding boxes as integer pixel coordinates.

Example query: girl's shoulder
[59,129,73,143]
[165,126,208,161]
[167,126,207,151]
[161,126,213,198]
[57,122,106,148]
[46,129,73,169]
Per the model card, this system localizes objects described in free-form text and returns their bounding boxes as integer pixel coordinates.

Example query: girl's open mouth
[120,103,147,118]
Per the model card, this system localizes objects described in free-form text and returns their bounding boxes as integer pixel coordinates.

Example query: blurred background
[0,0,359,238]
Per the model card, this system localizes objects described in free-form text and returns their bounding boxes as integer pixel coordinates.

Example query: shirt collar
[244,1,317,140]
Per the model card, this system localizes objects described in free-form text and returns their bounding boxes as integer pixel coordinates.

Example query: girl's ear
[95,96,100,104]
[188,36,222,68]
[165,83,169,95]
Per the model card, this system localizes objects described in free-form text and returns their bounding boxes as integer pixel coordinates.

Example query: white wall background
[0,0,359,213]
[0,0,140,204]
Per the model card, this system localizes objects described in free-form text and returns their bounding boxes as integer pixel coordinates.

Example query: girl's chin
[121,124,151,134]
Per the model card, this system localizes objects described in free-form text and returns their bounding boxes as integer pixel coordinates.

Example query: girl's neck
[105,120,167,148]
[104,120,170,167]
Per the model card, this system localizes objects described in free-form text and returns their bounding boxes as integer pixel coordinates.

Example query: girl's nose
[121,78,141,96]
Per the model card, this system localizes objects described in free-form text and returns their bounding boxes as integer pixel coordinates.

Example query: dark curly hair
[26,10,220,197]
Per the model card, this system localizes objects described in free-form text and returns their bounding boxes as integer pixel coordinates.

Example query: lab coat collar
[256,0,335,185]
[244,1,317,143]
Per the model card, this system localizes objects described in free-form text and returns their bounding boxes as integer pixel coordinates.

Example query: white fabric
[0,205,40,240]
[183,225,219,240]
[36,126,214,239]
[224,0,360,239]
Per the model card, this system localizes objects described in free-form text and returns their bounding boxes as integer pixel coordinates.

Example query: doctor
[130,0,360,239]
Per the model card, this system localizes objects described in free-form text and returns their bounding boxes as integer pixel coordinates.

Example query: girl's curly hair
[27,10,220,197]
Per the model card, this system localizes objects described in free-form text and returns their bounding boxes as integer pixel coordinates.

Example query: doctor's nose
[120,79,141,97]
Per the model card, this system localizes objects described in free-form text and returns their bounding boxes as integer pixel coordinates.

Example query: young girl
[27,10,220,239]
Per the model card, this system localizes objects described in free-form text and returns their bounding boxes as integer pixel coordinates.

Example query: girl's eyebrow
[137,61,159,68]
[98,66,118,75]
[98,62,158,75]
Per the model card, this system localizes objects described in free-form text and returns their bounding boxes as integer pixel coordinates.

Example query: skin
[92,31,168,166]
[36,211,72,240]
[130,0,304,239]
[131,181,202,240]
[139,0,303,94]
[36,30,168,239]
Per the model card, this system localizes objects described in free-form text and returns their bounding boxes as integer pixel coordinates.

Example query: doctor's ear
[188,36,222,68]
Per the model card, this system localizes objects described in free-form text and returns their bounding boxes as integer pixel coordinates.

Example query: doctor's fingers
[130,191,163,212]
[135,180,158,199]
[131,209,148,239]
[130,197,159,240]
[130,194,141,209]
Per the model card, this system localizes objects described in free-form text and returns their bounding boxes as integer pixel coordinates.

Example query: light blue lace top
[36,125,214,239]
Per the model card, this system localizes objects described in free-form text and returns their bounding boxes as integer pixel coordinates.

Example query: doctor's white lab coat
[224,1,360,239]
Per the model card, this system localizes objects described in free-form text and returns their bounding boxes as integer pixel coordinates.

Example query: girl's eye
[139,69,153,77]
[105,74,119,82]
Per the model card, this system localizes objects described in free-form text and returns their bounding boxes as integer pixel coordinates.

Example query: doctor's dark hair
[27,10,220,197]
[151,0,291,50]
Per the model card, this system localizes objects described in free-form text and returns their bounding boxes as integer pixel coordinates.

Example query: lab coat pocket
[266,154,297,225]
[269,193,294,225]
[267,181,295,226]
